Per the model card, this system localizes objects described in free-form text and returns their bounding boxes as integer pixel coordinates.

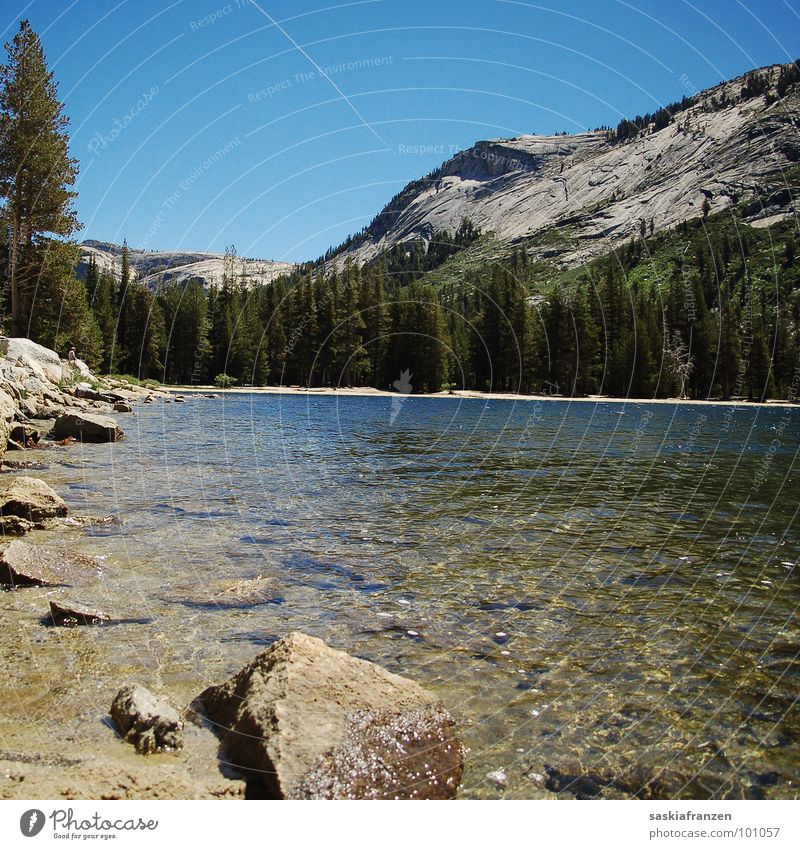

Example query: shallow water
[16,393,800,798]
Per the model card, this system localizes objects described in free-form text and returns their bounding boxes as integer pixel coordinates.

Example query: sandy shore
[167,384,800,407]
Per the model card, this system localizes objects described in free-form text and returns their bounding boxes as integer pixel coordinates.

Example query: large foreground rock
[0,477,68,522]
[193,632,464,799]
[0,540,98,586]
[110,685,183,754]
[51,413,123,442]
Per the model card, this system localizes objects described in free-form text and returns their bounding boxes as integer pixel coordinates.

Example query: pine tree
[91,269,118,373]
[0,20,79,334]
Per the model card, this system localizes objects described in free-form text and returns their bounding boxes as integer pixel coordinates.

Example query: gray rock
[0,540,98,586]
[17,398,40,419]
[113,401,132,413]
[51,413,123,442]
[110,685,183,754]
[0,476,68,521]
[74,385,105,402]
[49,599,109,626]
[193,631,464,799]
[0,387,18,463]
[0,337,63,383]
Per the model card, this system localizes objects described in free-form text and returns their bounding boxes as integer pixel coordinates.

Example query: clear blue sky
[3,0,799,262]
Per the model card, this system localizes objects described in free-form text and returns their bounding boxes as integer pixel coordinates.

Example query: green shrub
[214,373,237,389]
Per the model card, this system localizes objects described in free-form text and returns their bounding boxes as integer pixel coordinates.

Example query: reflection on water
[23,394,800,798]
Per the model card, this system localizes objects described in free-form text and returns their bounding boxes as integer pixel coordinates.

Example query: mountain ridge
[329,61,800,272]
[77,240,295,291]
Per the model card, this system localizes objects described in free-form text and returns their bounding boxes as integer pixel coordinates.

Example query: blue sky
[3,0,799,262]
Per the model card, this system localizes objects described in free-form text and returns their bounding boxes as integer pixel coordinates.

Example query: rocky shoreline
[0,337,465,800]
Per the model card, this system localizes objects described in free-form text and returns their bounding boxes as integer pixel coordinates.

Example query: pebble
[486,769,508,787]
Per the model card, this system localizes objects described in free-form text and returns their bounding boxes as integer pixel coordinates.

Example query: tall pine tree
[0,20,79,335]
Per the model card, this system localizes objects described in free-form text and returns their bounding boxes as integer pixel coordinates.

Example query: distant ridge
[78,240,295,290]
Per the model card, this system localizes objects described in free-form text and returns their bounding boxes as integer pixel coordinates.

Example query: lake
[27,392,800,798]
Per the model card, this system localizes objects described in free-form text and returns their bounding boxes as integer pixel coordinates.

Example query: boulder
[74,385,104,402]
[17,398,40,419]
[0,515,35,537]
[49,599,109,626]
[7,423,40,450]
[193,632,464,799]
[0,540,98,586]
[71,357,97,382]
[51,413,123,442]
[0,337,63,383]
[0,477,68,522]
[0,387,18,462]
[110,685,183,754]
[113,401,133,413]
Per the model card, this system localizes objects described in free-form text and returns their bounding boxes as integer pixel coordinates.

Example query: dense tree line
[78,211,793,403]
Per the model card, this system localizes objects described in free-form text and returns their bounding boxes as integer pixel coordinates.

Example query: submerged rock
[49,599,109,626]
[193,631,464,799]
[165,576,284,609]
[0,540,98,587]
[51,413,123,442]
[0,476,68,522]
[110,685,183,754]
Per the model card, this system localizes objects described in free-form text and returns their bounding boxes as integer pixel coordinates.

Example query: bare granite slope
[337,64,800,270]
[78,241,295,291]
